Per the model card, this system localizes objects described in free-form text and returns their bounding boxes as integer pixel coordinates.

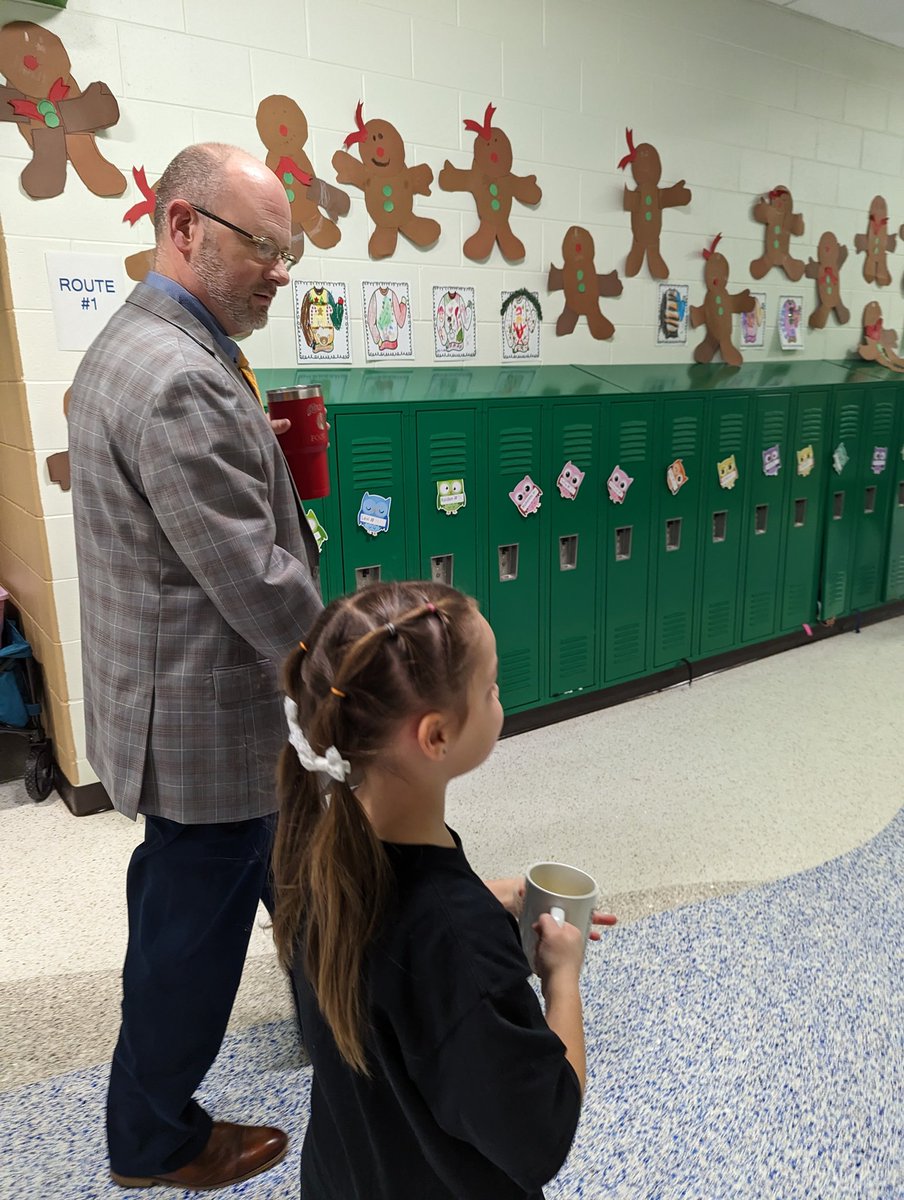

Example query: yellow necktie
[236,350,263,409]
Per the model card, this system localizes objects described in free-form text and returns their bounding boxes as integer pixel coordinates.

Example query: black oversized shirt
[291,829,582,1199]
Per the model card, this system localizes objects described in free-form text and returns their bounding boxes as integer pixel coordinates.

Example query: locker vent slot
[833,492,845,520]
[889,556,904,595]
[826,572,847,612]
[839,405,859,439]
[712,510,728,542]
[562,424,594,464]
[899,481,904,507]
[618,420,648,462]
[559,535,579,571]
[704,600,732,642]
[793,498,807,527]
[754,504,768,535]
[610,622,641,670]
[351,438,395,490]
[746,591,772,629]
[864,486,877,515]
[355,565,381,589]
[718,413,744,451]
[873,401,895,441]
[615,527,633,561]
[558,635,590,676]
[660,610,688,652]
[429,433,468,478]
[670,416,700,456]
[498,544,519,581]
[430,554,454,585]
[498,428,535,474]
[762,409,785,444]
[785,581,806,614]
[855,564,877,595]
[665,518,682,551]
[501,648,533,695]
[801,403,824,442]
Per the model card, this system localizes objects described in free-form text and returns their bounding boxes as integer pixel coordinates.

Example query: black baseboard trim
[501,600,904,739]
[56,769,113,817]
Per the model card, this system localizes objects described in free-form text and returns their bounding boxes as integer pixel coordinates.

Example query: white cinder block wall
[1,0,903,786]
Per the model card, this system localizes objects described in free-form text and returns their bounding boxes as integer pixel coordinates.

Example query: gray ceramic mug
[519,861,598,974]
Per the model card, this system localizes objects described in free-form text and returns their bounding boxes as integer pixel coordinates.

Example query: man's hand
[269,417,291,436]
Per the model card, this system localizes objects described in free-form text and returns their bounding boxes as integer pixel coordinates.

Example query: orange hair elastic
[330,686,347,698]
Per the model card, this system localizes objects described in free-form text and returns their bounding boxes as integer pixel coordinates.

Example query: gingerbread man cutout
[332,102,440,260]
[0,21,125,199]
[805,232,850,329]
[750,186,805,281]
[121,165,158,282]
[46,386,72,492]
[853,197,897,287]
[857,302,904,372]
[548,226,622,339]
[256,95,350,258]
[618,129,691,279]
[438,102,541,263]
[690,235,755,367]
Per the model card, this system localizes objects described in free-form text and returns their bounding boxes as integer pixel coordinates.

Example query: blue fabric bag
[0,620,35,728]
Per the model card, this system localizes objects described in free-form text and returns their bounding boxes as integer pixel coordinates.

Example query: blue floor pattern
[2,809,901,1200]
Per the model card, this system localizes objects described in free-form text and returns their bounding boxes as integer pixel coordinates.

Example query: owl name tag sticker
[357,492,391,535]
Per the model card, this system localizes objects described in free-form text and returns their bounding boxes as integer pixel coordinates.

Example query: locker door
[779,390,829,631]
[695,395,750,656]
[334,410,408,592]
[885,390,904,600]
[821,389,862,619]
[652,398,704,668]
[548,403,600,696]
[415,407,481,604]
[741,393,790,642]
[487,406,543,710]
[850,390,897,610]
[602,400,655,682]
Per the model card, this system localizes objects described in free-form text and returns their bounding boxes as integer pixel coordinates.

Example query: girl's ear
[415,711,450,762]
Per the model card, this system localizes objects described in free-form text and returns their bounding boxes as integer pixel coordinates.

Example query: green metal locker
[651,396,705,668]
[548,402,601,696]
[334,408,409,592]
[779,389,829,631]
[886,386,904,601]
[414,405,482,604]
[487,403,544,710]
[849,385,897,611]
[601,399,655,682]
[821,386,863,619]
[740,391,791,642]
[696,390,750,656]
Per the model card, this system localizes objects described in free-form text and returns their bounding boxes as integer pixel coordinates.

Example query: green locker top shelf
[578,360,853,394]
[255,365,628,408]
[828,360,904,388]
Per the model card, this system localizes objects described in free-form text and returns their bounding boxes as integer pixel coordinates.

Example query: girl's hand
[533,913,585,985]
[485,877,618,936]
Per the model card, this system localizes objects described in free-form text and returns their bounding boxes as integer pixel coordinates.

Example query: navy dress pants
[106,813,279,1176]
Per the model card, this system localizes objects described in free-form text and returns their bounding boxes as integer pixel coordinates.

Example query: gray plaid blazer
[69,283,323,823]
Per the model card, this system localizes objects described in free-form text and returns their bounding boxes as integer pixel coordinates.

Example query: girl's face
[446,614,504,779]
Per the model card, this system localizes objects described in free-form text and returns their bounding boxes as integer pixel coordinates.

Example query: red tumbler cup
[266,384,330,499]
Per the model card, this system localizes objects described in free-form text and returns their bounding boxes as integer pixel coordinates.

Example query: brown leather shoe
[110,1121,289,1190]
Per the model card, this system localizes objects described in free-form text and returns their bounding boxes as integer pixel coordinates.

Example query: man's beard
[194,238,272,333]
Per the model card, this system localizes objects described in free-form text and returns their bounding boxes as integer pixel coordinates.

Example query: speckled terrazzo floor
[0,811,900,1200]
[1,616,902,1197]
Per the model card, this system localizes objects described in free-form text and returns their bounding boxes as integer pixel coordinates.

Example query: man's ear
[169,199,197,255]
[415,711,450,762]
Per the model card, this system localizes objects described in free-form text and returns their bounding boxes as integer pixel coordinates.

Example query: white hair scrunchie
[283,695,351,782]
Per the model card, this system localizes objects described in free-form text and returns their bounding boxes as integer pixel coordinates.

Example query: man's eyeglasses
[190,204,298,269]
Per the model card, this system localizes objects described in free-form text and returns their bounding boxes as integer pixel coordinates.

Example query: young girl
[272,581,586,1199]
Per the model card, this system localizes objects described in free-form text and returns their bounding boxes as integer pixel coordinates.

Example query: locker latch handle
[864,486,877,515]
[665,518,682,552]
[754,504,768,535]
[793,498,807,528]
[355,565,381,589]
[615,527,632,561]
[712,511,727,543]
[559,535,578,571]
[430,554,454,585]
[498,544,519,581]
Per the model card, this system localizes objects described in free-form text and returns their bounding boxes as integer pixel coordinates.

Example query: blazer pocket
[212,661,278,709]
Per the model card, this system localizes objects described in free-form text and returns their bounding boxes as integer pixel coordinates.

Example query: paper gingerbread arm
[890,232,898,253]
[623,185,637,213]
[548,263,564,291]
[306,177,351,222]
[804,258,820,280]
[690,303,706,328]
[408,163,434,196]
[659,180,692,209]
[332,150,365,189]
[836,244,848,268]
[853,232,868,253]
[597,269,623,298]
[509,173,541,205]
[790,213,805,237]
[731,289,756,315]
[752,200,771,224]
[60,82,120,135]
[437,161,474,192]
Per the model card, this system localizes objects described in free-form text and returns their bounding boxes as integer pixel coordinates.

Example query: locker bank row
[258,360,904,716]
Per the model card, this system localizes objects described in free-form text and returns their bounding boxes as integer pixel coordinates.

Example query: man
[68,143,323,1190]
